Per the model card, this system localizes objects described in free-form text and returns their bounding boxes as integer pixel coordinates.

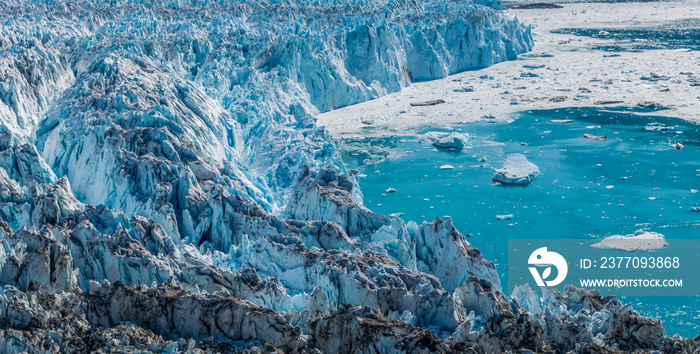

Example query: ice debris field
[342,106,700,339]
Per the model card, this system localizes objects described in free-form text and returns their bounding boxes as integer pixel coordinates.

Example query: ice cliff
[0,0,691,352]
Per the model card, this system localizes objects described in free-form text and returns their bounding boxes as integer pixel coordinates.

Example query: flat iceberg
[591,230,668,252]
[492,153,540,185]
[421,132,472,150]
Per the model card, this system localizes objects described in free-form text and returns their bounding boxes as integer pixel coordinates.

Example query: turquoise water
[342,107,700,337]
[553,20,700,51]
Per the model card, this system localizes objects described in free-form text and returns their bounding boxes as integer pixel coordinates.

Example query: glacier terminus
[0,0,697,353]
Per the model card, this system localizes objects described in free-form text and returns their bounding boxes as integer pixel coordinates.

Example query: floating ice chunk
[496,214,513,220]
[453,86,475,93]
[550,119,573,123]
[583,133,606,140]
[421,132,471,150]
[492,154,540,185]
[645,123,675,131]
[692,207,700,212]
[440,164,454,170]
[385,188,397,193]
[671,142,684,150]
[591,230,667,252]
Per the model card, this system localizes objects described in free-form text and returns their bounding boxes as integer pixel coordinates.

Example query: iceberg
[421,132,472,150]
[492,153,540,185]
[591,230,668,252]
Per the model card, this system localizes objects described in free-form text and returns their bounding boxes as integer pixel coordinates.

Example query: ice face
[0,0,688,352]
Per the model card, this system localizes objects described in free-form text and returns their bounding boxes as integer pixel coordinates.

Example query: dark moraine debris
[506,3,563,9]
[410,99,446,106]
[594,100,625,105]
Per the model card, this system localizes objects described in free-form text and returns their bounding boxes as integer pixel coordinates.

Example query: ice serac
[492,153,540,185]
[0,0,691,352]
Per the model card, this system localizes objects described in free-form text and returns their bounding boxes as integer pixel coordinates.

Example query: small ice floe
[421,132,471,150]
[550,119,573,123]
[492,153,540,185]
[390,212,405,217]
[440,164,455,170]
[496,214,513,220]
[671,142,684,150]
[385,188,397,193]
[410,99,445,106]
[645,123,675,131]
[606,185,614,189]
[691,207,700,213]
[638,101,661,109]
[583,133,606,140]
[454,86,475,92]
[591,230,667,252]
[691,189,698,194]
[549,95,567,102]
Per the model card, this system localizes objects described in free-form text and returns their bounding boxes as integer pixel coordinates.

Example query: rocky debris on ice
[594,100,625,105]
[591,230,668,252]
[410,99,446,107]
[421,132,471,150]
[492,154,540,185]
[507,3,563,9]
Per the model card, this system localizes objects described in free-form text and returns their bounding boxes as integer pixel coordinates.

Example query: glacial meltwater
[340,107,700,337]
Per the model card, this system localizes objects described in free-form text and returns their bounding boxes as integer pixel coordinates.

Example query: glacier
[0,0,694,352]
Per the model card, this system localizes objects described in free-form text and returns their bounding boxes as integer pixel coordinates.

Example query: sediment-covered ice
[492,153,540,185]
